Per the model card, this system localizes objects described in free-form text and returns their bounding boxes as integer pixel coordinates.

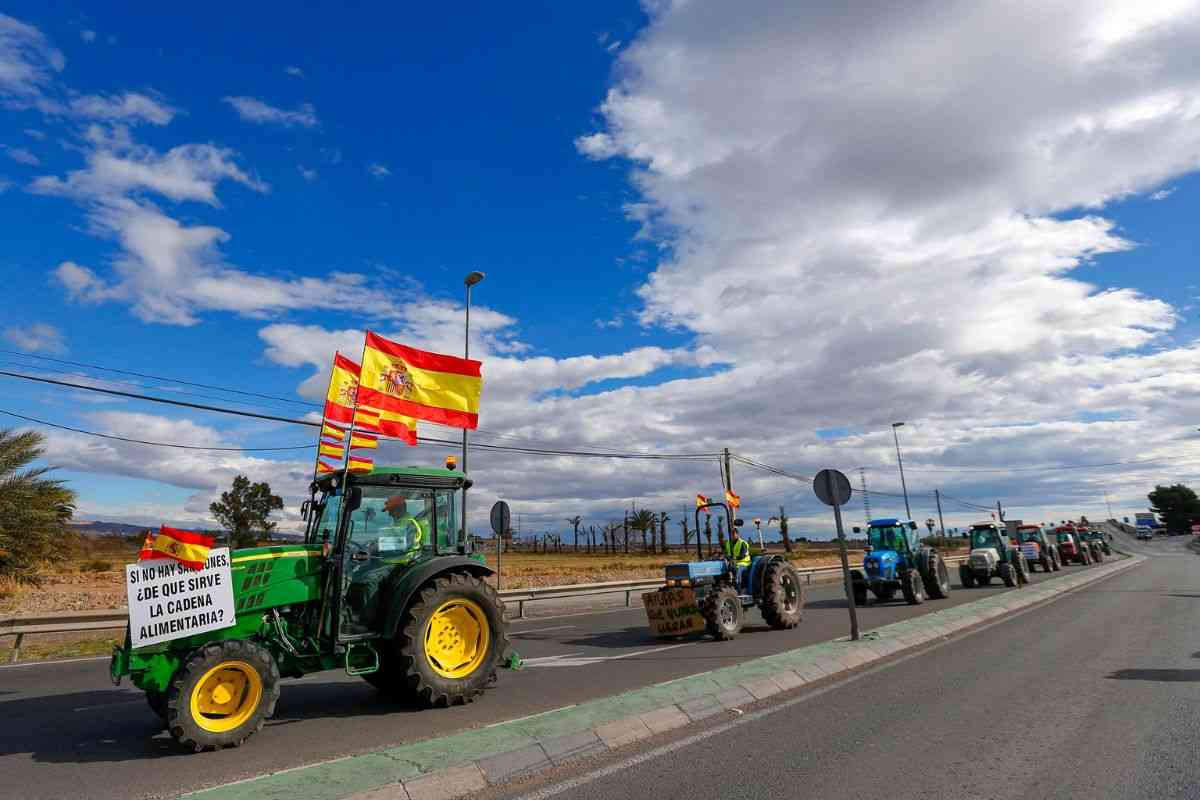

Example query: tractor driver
[382,494,428,556]
[724,527,752,590]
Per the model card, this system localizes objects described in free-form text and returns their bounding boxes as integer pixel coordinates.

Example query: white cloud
[0,13,65,100]
[222,96,317,128]
[80,29,97,43]
[1150,188,1175,201]
[297,164,318,181]
[5,145,39,165]
[284,65,304,78]
[367,162,391,178]
[3,322,66,354]
[69,91,176,125]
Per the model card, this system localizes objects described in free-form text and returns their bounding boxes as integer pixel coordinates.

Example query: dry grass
[1,631,122,663]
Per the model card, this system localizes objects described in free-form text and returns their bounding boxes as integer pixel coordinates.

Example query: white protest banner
[125,548,236,647]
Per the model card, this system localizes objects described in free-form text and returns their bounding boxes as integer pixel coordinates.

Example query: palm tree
[679,514,692,551]
[629,509,657,553]
[0,429,77,580]
[566,515,582,551]
[658,511,670,554]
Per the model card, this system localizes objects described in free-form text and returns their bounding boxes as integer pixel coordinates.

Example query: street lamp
[891,422,912,520]
[461,271,485,549]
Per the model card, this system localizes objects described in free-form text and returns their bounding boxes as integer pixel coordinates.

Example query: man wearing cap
[723,526,752,590]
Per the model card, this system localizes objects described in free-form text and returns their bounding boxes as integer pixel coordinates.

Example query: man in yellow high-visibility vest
[723,526,751,590]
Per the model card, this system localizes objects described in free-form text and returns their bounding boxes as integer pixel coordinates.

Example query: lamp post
[462,271,485,549]
[892,421,912,520]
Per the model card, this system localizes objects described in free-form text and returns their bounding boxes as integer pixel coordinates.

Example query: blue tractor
[848,518,951,606]
[654,500,805,640]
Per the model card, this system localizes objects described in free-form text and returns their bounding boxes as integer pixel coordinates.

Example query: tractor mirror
[300,500,310,521]
[852,526,861,534]
[734,517,745,528]
[345,486,363,513]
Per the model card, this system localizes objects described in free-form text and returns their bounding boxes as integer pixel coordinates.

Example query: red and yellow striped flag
[319,440,345,459]
[350,430,378,450]
[147,526,215,570]
[359,331,482,430]
[321,420,346,441]
[724,489,741,510]
[316,459,338,474]
[137,531,155,561]
[324,353,361,424]
[348,454,374,473]
[696,494,709,510]
[353,396,417,445]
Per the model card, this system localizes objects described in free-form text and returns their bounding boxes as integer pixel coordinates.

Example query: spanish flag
[137,531,155,561]
[724,489,741,510]
[319,440,345,459]
[696,494,709,510]
[360,331,482,430]
[150,526,215,570]
[316,459,338,474]
[324,352,361,424]
[348,454,374,473]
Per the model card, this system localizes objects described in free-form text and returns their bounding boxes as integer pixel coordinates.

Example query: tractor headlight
[679,578,692,587]
[665,579,677,587]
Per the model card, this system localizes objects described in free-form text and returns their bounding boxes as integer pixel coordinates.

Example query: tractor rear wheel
[1041,554,1052,573]
[922,553,951,599]
[395,572,508,708]
[959,564,975,588]
[166,639,280,752]
[900,569,925,605]
[759,560,804,629]
[702,586,744,640]
[1093,548,1104,563]
[1000,562,1017,587]
[851,574,868,606]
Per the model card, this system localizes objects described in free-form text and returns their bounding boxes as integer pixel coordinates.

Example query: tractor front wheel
[396,572,508,708]
[166,639,280,752]
[959,564,975,589]
[759,560,804,629]
[702,586,744,640]
[900,569,925,605]
[1000,562,1017,587]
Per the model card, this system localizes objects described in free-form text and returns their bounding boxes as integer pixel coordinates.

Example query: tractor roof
[313,465,471,493]
[868,517,912,527]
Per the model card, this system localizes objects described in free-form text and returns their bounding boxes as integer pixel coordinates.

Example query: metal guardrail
[0,555,970,661]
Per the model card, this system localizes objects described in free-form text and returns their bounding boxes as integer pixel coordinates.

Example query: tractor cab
[1016,525,1041,544]
[862,518,919,582]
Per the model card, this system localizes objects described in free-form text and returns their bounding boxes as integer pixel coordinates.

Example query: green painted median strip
[187,556,1143,800]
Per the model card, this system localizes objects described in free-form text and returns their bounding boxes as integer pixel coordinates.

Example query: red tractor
[1054,527,1091,566]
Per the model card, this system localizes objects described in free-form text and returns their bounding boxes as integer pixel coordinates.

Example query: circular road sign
[812,469,853,507]
[490,501,511,536]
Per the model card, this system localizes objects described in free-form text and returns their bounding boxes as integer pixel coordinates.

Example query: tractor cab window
[1056,532,1073,544]
[869,525,908,552]
[971,529,1002,550]
[307,493,341,547]
[1018,529,1039,543]
[343,485,460,557]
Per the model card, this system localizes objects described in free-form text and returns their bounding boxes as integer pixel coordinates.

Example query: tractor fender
[380,557,495,640]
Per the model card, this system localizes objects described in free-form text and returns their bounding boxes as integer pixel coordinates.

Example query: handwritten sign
[643,588,705,637]
[126,548,236,648]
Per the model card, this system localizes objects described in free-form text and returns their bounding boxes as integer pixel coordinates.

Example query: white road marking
[510,625,579,636]
[0,655,110,670]
[523,642,695,668]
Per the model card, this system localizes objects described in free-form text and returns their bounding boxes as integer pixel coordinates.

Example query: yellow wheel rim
[424,598,490,679]
[189,660,263,733]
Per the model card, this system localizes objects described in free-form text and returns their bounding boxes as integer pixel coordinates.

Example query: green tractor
[110,465,509,751]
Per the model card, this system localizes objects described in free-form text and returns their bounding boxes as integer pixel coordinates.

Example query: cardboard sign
[126,548,236,648]
[643,588,705,636]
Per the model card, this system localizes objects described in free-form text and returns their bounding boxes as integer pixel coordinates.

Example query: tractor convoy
[111,465,1111,753]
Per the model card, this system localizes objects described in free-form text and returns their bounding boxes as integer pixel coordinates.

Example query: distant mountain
[69,520,151,538]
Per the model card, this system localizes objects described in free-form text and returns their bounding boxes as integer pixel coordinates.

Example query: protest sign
[126,548,236,647]
[642,587,705,636]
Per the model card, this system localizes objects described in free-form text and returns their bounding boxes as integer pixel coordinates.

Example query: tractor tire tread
[165,638,280,752]
[759,559,804,629]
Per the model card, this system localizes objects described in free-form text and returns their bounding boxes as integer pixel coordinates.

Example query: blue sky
[2,3,1199,538]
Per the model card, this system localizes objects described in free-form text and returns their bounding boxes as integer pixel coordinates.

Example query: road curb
[185,555,1144,800]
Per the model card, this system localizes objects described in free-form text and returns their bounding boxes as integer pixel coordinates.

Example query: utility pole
[935,489,946,536]
[722,447,733,494]
[1104,491,1114,520]
[996,501,1005,522]
[891,422,912,520]
[859,467,871,526]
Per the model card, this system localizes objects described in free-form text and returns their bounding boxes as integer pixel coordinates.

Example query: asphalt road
[495,531,1197,800]
[0,541,1127,800]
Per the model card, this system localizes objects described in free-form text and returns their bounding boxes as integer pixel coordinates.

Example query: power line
[0,409,314,451]
[0,370,722,461]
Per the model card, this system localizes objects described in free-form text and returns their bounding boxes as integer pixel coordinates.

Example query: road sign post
[813,468,860,641]
[490,501,511,590]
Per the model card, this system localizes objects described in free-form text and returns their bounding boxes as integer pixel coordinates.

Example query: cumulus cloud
[0,13,65,101]
[69,91,176,125]
[4,322,66,354]
[223,96,317,128]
